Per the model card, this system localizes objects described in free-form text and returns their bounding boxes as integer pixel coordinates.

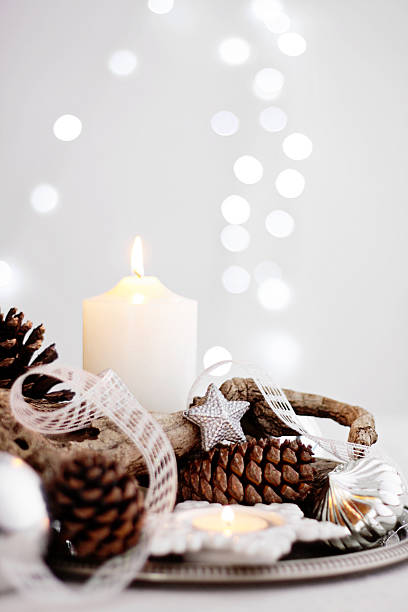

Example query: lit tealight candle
[83,237,197,413]
[192,506,282,535]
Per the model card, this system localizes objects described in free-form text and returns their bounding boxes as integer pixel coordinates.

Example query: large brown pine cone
[179,437,315,506]
[0,306,72,401]
[47,453,146,561]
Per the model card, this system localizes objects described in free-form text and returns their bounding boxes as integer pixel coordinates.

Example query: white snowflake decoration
[149,501,348,563]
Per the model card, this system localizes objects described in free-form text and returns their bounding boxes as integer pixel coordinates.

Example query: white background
[0,0,407,450]
[1,2,408,609]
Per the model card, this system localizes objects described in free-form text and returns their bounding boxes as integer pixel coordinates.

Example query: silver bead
[314,457,406,550]
[0,452,49,565]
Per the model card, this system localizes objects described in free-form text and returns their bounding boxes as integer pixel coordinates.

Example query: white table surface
[1,561,407,612]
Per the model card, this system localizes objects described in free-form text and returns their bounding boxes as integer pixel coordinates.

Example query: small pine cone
[179,437,315,506]
[0,306,73,401]
[47,453,145,561]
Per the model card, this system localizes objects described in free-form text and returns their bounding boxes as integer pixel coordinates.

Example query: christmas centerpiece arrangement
[0,286,407,598]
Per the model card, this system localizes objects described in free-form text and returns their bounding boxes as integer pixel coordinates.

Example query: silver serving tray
[52,535,408,584]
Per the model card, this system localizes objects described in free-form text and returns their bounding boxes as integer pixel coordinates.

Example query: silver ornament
[0,452,49,565]
[314,456,407,550]
[184,383,250,451]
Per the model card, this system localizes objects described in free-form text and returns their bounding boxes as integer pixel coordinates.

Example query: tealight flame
[221,506,235,527]
[131,236,144,278]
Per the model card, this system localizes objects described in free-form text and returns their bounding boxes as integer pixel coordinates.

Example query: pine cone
[0,306,72,401]
[47,453,146,561]
[179,437,315,506]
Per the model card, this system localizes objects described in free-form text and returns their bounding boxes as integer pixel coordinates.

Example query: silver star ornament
[184,383,250,451]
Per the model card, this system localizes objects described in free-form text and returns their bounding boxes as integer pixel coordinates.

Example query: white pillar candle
[83,237,197,413]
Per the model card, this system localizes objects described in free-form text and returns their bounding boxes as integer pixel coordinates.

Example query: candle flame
[131,236,144,278]
[221,506,235,526]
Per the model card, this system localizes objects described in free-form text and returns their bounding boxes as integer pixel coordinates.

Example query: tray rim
[52,538,408,585]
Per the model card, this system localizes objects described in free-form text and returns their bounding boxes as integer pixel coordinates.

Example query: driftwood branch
[282,388,377,447]
[0,379,377,479]
[189,378,377,448]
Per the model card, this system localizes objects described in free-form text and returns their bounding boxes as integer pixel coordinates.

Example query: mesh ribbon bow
[4,364,177,603]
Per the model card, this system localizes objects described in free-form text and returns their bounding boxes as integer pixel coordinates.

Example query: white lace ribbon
[4,364,178,602]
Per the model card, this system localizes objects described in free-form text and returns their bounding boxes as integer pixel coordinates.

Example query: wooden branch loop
[0,378,377,479]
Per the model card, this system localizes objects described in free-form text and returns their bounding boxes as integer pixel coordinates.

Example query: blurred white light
[262,332,301,378]
[254,260,282,284]
[30,184,59,214]
[252,2,290,33]
[259,106,287,132]
[258,277,291,310]
[233,155,263,184]
[108,50,138,76]
[278,33,307,56]
[211,111,239,136]
[264,12,290,33]
[221,195,250,224]
[203,346,232,376]
[275,169,305,198]
[219,38,250,65]
[0,261,12,288]
[252,0,283,20]
[282,133,313,160]
[53,114,82,142]
[222,265,251,294]
[148,0,174,14]
[220,225,250,252]
[253,68,284,100]
[265,210,295,238]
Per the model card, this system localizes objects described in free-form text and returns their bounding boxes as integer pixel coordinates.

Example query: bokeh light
[108,50,138,76]
[254,260,282,284]
[282,133,313,160]
[0,261,12,288]
[222,265,251,294]
[211,111,239,136]
[219,38,250,65]
[259,106,287,132]
[265,210,295,238]
[53,114,82,142]
[253,68,284,100]
[233,155,263,184]
[275,169,305,198]
[203,346,232,376]
[260,332,301,378]
[278,33,307,56]
[252,0,283,20]
[220,225,250,252]
[30,184,59,214]
[258,277,291,310]
[148,0,174,14]
[221,195,250,224]
[264,12,290,34]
